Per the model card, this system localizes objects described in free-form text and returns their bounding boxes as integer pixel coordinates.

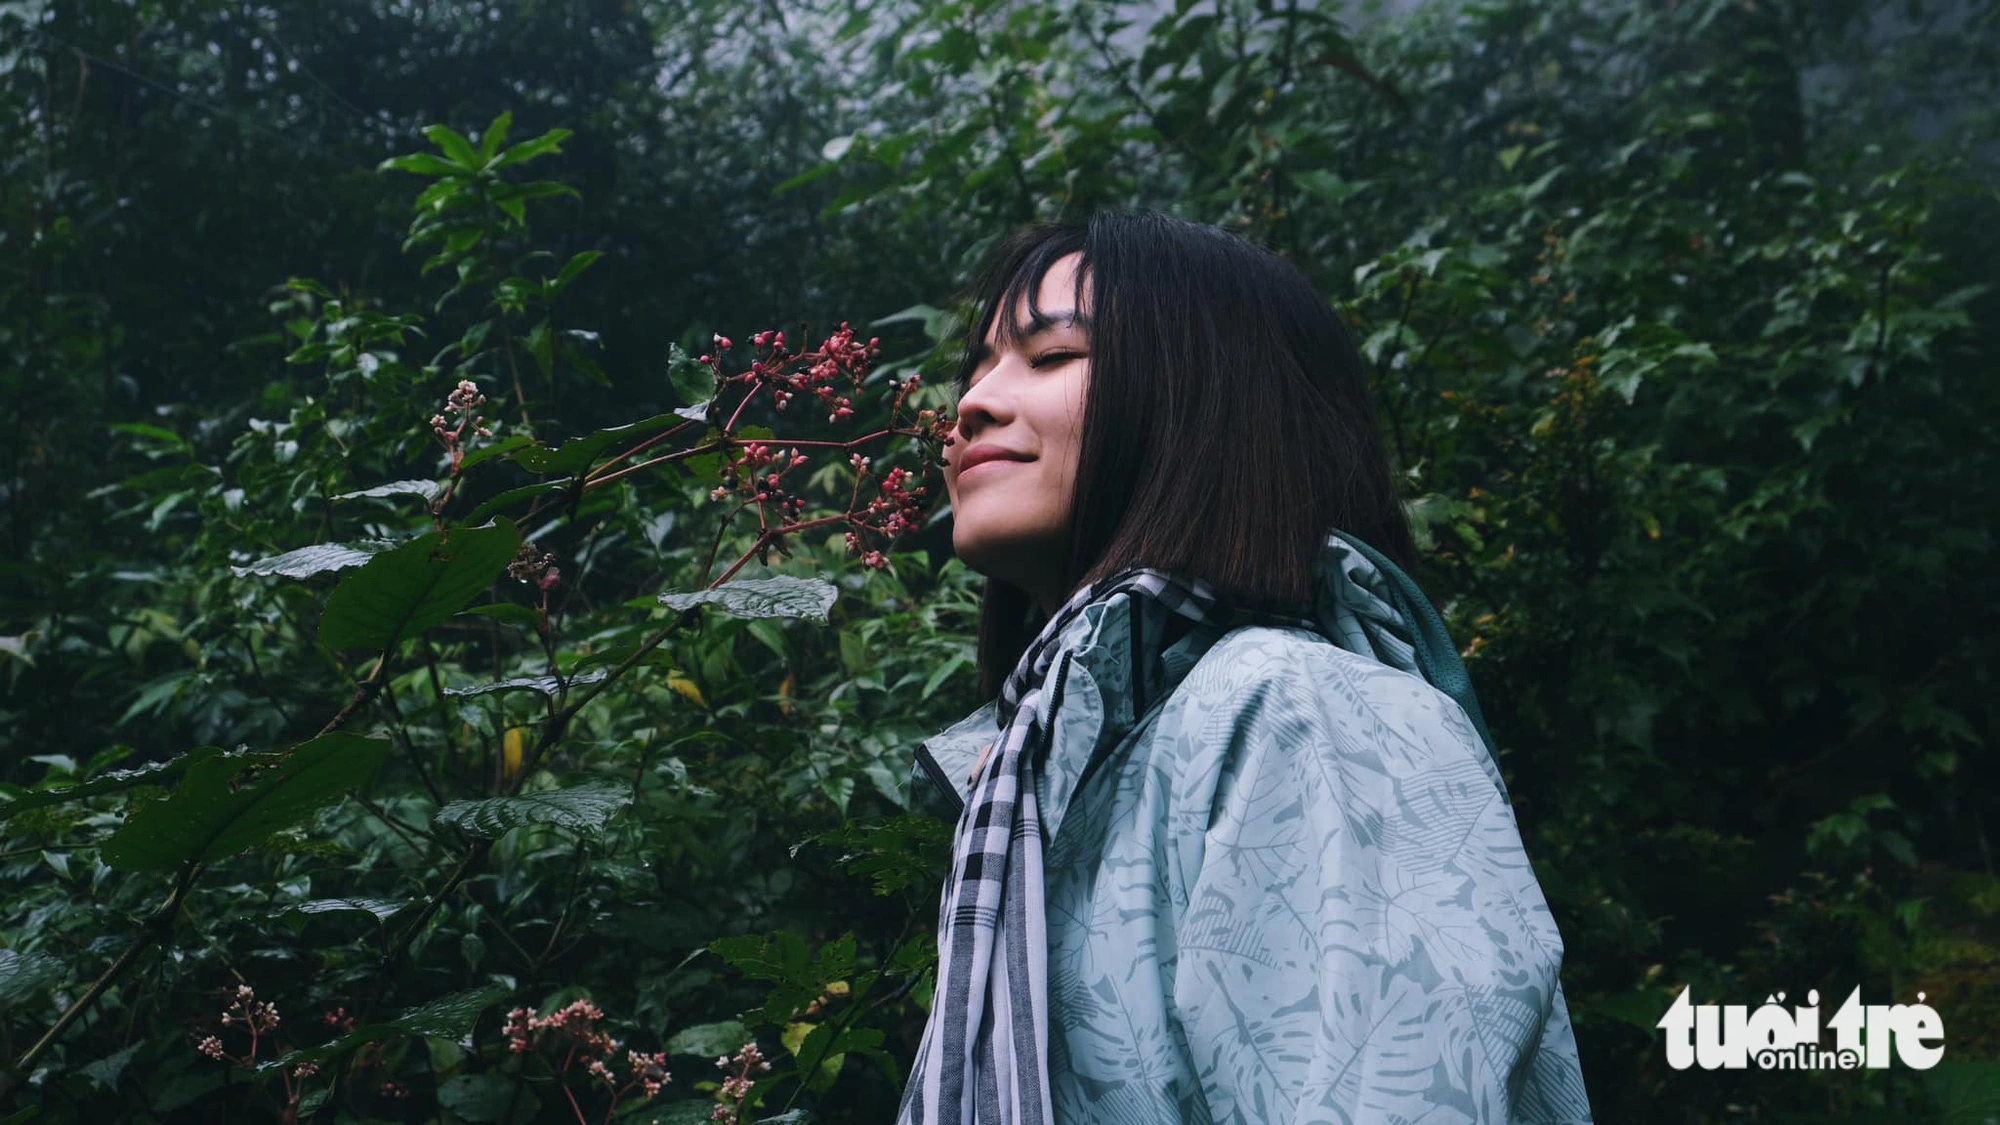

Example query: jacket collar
[915,531,1486,833]
[916,586,1236,838]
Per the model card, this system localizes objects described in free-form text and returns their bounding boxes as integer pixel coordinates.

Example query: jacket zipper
[1042,651,1073,763]
[915,742,964,819]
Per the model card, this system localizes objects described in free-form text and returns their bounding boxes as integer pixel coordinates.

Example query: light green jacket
[909,539,1594,1123]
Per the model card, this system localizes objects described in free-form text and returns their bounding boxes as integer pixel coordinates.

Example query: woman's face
[944,251,1091,618]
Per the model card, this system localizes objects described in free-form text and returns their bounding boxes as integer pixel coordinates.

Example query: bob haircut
[950,209,1417,699]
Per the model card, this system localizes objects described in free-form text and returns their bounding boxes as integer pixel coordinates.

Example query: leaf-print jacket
[909,537,1594,1124]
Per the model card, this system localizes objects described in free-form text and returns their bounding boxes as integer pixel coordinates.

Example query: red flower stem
[723,380,764,434]
[697,498,755,586]
[583,419,700,482]
[563,1083,588,1125]
[433,472,461,526]
[758,430,905,448]
[583,451,689,491]
[584,419,926,495]
[582,438,727,491]
[708,533,764,588]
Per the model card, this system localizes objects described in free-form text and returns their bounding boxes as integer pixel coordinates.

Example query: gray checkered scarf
[894,565,1314,1125]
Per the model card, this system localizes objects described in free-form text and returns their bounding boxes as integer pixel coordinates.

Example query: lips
[959,457,1028,480]
[958,444,1035,475]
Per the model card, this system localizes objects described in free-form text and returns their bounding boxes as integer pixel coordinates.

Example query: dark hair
[950,210,1417,699]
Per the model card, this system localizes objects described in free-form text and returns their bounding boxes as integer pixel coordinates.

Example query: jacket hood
[1314,531,1498,757]
[913,529,1497,824]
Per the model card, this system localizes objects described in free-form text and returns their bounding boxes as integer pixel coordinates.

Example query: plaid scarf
[897,565,1312,1125]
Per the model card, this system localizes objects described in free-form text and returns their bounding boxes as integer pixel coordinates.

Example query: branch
[6,863,202,1089]
[505,606,702,792]
[317,653,391,738]
[5,648,392,1094]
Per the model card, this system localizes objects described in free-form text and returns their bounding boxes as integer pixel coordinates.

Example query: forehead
[982,251,1089,345]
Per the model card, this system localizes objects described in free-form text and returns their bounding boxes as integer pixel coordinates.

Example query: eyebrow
[966,309,1092,371]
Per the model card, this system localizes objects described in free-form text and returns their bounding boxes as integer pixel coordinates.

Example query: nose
[950,356,1023,456]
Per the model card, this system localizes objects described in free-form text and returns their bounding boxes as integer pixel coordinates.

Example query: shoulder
[1168,624,1490,763]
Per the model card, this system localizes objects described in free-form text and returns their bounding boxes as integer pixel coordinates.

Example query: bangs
[953,224,1090,396]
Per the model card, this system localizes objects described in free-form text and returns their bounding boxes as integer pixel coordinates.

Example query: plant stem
[505,607,701,791]
[380,840,490,983]
[318,654,391,738]
[582,419,699,482]
[6,646,391,1095]
[6,862,201,1088]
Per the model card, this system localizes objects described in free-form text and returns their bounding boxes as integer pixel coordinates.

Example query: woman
[900,211,1593,1124]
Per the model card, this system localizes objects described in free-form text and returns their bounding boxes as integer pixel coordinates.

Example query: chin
[952,521,1057,590]
[951,526,1021,575]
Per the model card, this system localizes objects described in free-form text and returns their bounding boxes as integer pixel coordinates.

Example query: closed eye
[1029,351,1085,369]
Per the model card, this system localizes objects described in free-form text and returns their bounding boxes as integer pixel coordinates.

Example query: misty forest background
[2,0,1997,1121]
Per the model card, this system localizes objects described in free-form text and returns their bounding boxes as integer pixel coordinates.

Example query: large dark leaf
[668,343,716,408]
[458,480,566,527]
[320,520,522,652]
[436,1072,539,1124]
[271,897,409,925]
[664,1019,751,1057]
[100,733,390,871]
[0,749,214,823]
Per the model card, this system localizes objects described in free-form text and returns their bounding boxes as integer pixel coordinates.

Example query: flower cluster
[842,459,928,571]
[424,377,500,528]
[707,440,811,520]
[431,378,493,452]
[708,1041,771,1124]
[624,1050,673,1098]
[188,981,319,1110]
[582,318,954,590]
[505,998,617,1058]
[222,983,281,1035]
[693,327,937,574]
[507,542,561,593]
[504,998,673,1123]
[696,321,881,422]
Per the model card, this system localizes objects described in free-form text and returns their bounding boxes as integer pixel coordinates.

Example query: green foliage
[1,0,1996,1121]
[433,785,634,840]
[317,521,524,653]
[658,576,842,625]
[100,735,390,871]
